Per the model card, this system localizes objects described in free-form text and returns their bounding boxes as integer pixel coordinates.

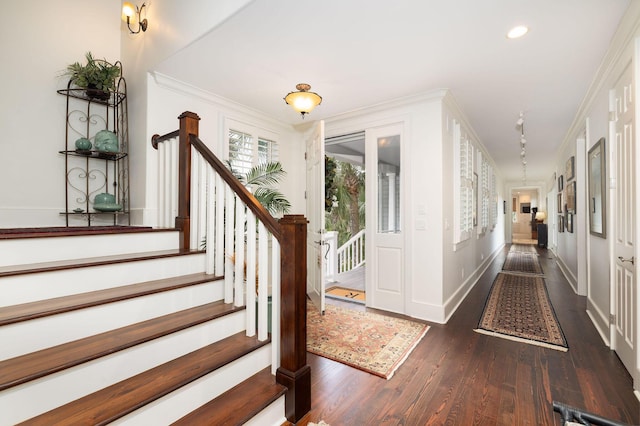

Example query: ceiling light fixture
[507,25,529,39]
[284,83,322,118]
[122,2,148,34]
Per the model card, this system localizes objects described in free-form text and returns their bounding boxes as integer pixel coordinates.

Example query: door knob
[618,256,635,265]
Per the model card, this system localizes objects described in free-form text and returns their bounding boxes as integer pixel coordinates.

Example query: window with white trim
[228,127,279,176]
[454,121,474,244]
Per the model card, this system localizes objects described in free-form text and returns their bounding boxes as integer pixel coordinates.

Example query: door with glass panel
[366,124,404,313]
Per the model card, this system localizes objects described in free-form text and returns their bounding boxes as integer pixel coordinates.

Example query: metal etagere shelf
[58,64,130,226]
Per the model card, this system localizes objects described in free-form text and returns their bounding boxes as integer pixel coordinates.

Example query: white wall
[554,2,640,348]
[121,0,254,223]
[145,72,303,225]
[324,90,505,323]
[442,94,505,322]
[0,1,121,226]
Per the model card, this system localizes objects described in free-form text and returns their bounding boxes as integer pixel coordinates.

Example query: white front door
[366,124,404,313]
[306,120,326,314]
[611,62,636,378]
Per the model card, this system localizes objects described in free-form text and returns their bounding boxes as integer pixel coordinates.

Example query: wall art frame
[588,137,606,238]
[566,156,575,181]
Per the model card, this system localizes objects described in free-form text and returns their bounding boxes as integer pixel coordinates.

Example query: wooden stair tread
[172,367,286,426]
[0,272,223,326]
[0,301,244,391]
[0,226,172,240]
[18,332,269,426]
[0,248,203,278]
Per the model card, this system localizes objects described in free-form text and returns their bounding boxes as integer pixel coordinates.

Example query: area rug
[475,272,568,351]
[509,243,538,254]
[307,301,429,379]
[326,286,365,302]
[502,252,543,275]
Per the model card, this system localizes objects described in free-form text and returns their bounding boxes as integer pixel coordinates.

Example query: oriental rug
[502,252,544,275]
[509,243,538,254]
[475,272,568,351]
[307,301,429,379]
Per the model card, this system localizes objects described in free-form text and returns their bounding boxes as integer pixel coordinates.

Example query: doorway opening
[511,188,539,244]
[324,131,366,305]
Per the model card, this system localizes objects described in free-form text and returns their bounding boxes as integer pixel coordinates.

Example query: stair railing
[337,228,365,273]
[152,111,310,423]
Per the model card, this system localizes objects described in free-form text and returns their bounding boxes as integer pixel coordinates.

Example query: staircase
[0,111,311,425]
[0,227,287,425]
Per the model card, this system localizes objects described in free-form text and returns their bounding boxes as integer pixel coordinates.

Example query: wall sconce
[122,2,148,34]
[284,83,322,118]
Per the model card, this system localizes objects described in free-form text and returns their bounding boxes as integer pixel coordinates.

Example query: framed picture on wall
[557,193,563,213]
[558,214,564,232]
[566,181,576,213]
[558,175,564,191]
[567,213,574,233]
[566,156,575,181]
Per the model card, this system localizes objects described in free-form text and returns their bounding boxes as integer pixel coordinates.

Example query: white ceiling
[156,0,630,184]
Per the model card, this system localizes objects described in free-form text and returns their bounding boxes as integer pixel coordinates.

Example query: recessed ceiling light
[507,25,529,39]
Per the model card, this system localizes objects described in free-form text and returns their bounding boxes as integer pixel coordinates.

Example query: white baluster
[246,210,256,337]
[224,185,234,304]
[234,195,245,307]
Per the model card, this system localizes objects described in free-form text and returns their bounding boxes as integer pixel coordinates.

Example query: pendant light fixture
[284,83,322,118]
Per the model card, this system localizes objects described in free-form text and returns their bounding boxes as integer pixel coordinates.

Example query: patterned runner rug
[509,243,538,254]
[502,252,543,275]
[307,301,429,379]
[475,272,568,351]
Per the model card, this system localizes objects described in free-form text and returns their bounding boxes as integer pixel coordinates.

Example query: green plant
[64,52,121,92]
[229,161,292,216]
[325,158,365,247]
[200,161,291,250]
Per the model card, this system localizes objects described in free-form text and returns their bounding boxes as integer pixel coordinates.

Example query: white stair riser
[111,345,272,425]
[0,280,224,360]
[244,397,287,426]
[1,312,248,425]
[1,254,207,306]
[0,232,180,267]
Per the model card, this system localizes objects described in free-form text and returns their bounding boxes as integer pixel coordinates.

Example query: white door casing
[366,124,405,314]
[306,121,326,314]
[611,61,636,380]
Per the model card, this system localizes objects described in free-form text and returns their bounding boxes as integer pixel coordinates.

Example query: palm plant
[325,159,365,246]
[200,161,290,250]
[229,161,291,216]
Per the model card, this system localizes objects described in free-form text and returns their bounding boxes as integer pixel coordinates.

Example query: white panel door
[306,120,326,314]
[612,62,636,377]
[366,124,404,313]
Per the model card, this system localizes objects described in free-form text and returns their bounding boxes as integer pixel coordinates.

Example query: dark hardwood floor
[306,245,640,425]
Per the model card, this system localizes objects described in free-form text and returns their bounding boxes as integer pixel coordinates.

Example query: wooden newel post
[277,214,311,423]
[176,111,200,250]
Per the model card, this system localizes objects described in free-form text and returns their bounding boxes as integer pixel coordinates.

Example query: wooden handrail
[151,112,309,423]
[190,135,281,240]
[151,130,179,150]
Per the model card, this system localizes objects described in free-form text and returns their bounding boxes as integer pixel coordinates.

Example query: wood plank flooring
[306,246,639,425]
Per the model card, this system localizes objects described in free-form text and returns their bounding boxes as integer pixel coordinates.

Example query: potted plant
[64,52,121,100]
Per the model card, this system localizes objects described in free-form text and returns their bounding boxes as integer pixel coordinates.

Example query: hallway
[310,245,639,425]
